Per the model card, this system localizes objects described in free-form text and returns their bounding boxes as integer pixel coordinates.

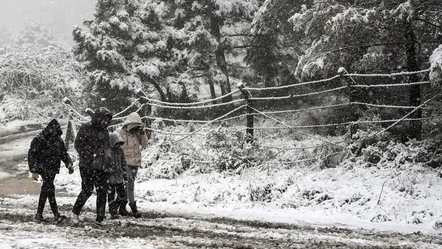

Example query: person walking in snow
[117,112,148,218]
[28,119,74,223]
[107,132,128,219]
[72,107,113,223]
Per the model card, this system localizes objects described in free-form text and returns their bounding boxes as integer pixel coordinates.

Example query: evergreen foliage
[283,0,442,139]
[72,0,141,111]
[72,0,261,111]
[72,0,196,110]
[2,0,441,142]
[286,0,442,79]
[246,0,302,88]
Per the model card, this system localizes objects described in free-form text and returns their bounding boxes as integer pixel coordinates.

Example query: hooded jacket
[28,119,72,175]
[117,112,148,167]
[74,107,113,170]
[108,132,127,184]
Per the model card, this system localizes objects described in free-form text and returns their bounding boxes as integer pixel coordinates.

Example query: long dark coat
[28,119,72,175]
[74,107,113,170]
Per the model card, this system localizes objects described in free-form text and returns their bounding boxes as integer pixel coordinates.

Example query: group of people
[28,107,148,223]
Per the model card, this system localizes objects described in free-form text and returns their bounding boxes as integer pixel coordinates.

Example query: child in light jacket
[107,132,127,219]
[117,112,148,218]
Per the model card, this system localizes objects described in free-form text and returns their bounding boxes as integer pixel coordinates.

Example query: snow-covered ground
[1,120,442,248]
[55,156,442,235]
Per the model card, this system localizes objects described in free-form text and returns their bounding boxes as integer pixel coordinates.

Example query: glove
[67,163,74,174]
[138,128,146,135]
[32,173,39,181]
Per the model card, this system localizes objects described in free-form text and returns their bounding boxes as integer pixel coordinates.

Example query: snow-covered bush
[413,133,442,168]
[204,130,271,172]
[0,46,86,123]
[351,132,432,169]
[139,127,278,180]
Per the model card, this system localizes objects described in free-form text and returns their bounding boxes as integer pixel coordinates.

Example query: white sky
[0,0,95,44]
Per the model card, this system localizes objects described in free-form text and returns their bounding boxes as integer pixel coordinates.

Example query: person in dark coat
[72,107,113,223]
[107,132,127,219]
[28,119,74,222]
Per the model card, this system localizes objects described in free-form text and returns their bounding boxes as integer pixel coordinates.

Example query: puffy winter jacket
[117,112,148,167]
[74,107,113,170]
[108,132,127,184]
[28,119,72,175]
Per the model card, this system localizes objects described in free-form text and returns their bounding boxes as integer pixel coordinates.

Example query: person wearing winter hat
[117,112,148,218]
[107,132,127,219]
[72,107,113,223]
[28,119,74,223]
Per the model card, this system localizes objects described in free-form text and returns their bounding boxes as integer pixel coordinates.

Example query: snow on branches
[0,46,86,121]
[288,1,442,80]
[390,0,413,20]
[430,44,442,87]
[96,49,127,70]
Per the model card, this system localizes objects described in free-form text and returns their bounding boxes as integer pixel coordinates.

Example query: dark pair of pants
[37,173,59,216]
[126,166,138,203]
[108,183,126,215]
[72,167,108,219]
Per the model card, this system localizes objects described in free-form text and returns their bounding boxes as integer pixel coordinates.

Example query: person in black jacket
[28,119,74,222]
[107,132,127,219]
[72,107,113,223]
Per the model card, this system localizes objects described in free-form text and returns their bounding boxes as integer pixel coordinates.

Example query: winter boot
[34,213,47,223]
[96,215,105,223]
[109,201,120,219]
[54,213,67,223]
[129,201,141,218]
[72,212,83,224]
[119,201,129,216]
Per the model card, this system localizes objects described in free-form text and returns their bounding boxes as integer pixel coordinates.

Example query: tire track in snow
[0,202,441,248]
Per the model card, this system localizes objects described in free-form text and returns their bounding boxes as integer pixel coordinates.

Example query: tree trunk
[211,17,233,103]
[215,50,233,102]
[264,73,273,88]
[139,74,168,102]
[178,82,190,103]
[404,20,421,140]
[207,71,217,103]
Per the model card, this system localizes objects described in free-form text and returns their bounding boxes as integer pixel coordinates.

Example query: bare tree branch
[415,18,442,29]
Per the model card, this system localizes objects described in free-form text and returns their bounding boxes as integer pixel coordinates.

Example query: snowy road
[0,198,441,249]
[0,123,42,197]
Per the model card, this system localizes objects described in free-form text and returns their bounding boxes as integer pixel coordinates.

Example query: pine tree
[288,0,442,79]
[134,0,190,102]
[172,0,260,102]
[72,0,140,110]
[287,0,442,139]
[246,0,303,88]
[73,0,193,110]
